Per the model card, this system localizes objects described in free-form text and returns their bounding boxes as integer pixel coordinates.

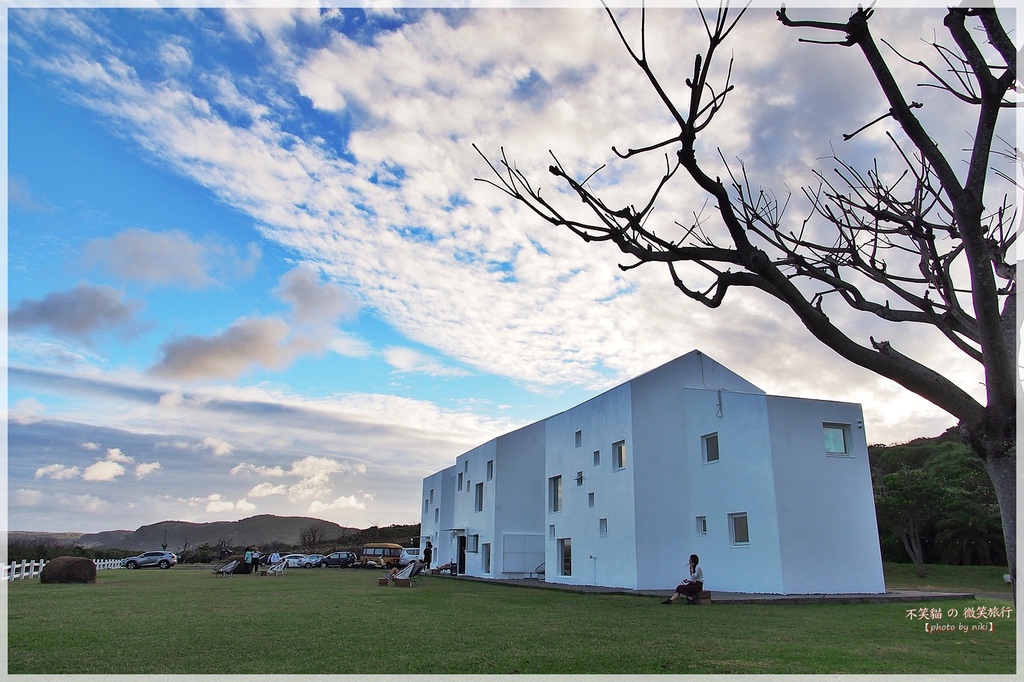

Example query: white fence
[3,558,124,581]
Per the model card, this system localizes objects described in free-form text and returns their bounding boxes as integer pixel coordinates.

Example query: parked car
[320,551,357,568]
[399,548,421,566]
[121,551,177,569]
[281,553,307,568]
[301,554,325,568]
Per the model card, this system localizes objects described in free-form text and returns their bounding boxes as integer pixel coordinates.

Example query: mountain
[62,515,357,551]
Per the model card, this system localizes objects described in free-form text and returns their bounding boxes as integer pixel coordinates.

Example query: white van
[399,547,421,566]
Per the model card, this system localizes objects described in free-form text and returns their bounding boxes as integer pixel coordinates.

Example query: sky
[6,2,1016,535]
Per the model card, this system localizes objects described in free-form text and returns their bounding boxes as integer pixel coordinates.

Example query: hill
[64,515,357,551]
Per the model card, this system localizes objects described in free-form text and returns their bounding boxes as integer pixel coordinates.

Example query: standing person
[251,548,261,575]
[243,546,253,575]
[423,541,433,569]
[269,550,281,566]
[662,554,704,605]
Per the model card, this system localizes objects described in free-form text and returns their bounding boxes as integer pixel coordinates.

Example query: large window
[475,482,484,512]
[575,430,583,448]
[729,512,749,545]
[613,441,627,469]
[558,538,572,576]
[702,432,720,464]
[467,534,480,553]
[824,423,851,456]
[549,475,563,512]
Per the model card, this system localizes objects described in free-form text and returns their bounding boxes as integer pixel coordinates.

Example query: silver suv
[121,551,177,569]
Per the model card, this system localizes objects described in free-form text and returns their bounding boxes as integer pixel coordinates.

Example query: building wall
[493,421,546,577]
[452,440,498,576]
[420,466,456,568]
[544,383,636,588]
[766,396,886,594]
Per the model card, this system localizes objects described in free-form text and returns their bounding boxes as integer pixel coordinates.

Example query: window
[486,459,494,480]
[729,513,749,545]
[588,492,595,508]
[475,482,484,512]
[558,538,572,576]
[613,440,627,469]
[549,475,563,512]
[467,534,479,553]
[575,430,582,447]
[434,508,439,523]
[575,471,584,486]
[593,450,601,466]
[423,499,429,514]
[696,516,707,535]
[599,518,608,537]
[824,423,851,456]
[549,524,556,539]
[702,433,720,464]
[457,472,463,491]
[429,488,434,504]
[482,543,491,573]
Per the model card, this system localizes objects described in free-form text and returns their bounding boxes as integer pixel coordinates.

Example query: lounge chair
[266,560,286,576]
[215,559,238,577]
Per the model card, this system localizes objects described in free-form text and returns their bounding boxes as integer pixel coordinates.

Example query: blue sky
[7,3,1006,534]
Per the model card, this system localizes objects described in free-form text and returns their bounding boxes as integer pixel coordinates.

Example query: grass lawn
[7,564,1016,675]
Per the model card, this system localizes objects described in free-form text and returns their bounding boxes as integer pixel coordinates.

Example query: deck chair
[530,562,545,579]
[265,560,286,576]
[389,562,418,587]
[215,559,238,577]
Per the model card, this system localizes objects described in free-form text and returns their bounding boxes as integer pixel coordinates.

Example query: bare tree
[478,4,1016,594]
[301,524,325,550]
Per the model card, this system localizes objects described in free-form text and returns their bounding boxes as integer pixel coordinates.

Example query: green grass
[7,565,1016,674]
[883,561,1012,595]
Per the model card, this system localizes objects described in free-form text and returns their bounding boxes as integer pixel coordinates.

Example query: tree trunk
[983,452,1016,602]
[899,528,928,578]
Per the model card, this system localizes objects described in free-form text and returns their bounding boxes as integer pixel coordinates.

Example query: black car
[320,551,357,568]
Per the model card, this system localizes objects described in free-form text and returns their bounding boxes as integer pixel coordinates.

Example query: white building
[420,351,885,595]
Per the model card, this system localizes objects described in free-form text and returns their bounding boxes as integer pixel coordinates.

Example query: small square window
[575,430,582,448]
[696,515,707,535]
[599,518,608,537]
[702,433,720,464]
[729,512,749,545]
[613,440,627,469]
[467,534,479,553]
[593,450,601,466]
[588,492,595,508]
[824,424,851,456]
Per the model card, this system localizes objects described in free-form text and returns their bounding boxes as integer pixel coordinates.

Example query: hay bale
[40,556,97,584]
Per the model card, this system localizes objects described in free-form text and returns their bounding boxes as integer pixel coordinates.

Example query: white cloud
[81,441,100,450]
[10,397,46,424]
[308,495,366,514]
[12,489,46,507]
[135,462,162,478]
[35,464,81,480]
[82,460,127,482]
[200,436,234,457]
[105,447,133,464]
[247,482,287,497]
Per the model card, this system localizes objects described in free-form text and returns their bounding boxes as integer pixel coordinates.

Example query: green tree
[935,505,1006,566]
[874,467,954,577]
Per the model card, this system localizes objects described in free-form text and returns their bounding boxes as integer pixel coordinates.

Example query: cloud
[9,284,148,343]
[82,442,100,450]
[35,464,81,480]
[247,482,287,497]
[231,463,287,477]
[308,495,366,514]
[105,447,133,464]
[82,460,127,482]
[200,436,234,457]
[10,397,45,424]
[83,228,261,288]
[11,489,46,507]
[384,347,470,378]
[135,462,162,478]
[276,265,358,328]
[149,316,294,381]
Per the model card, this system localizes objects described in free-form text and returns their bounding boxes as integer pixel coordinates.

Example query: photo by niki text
[906,606,1014,634]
